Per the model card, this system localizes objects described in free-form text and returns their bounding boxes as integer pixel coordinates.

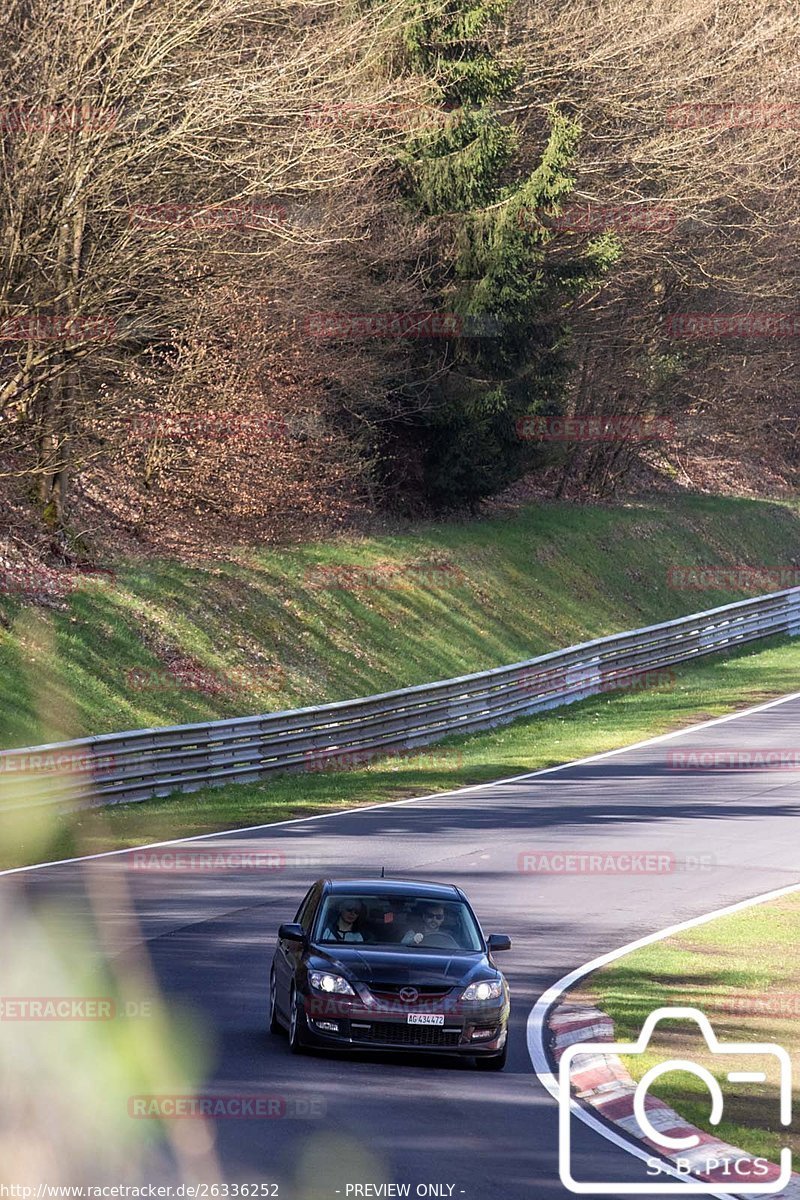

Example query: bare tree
[512,0,800,494]
[0,0,426,528]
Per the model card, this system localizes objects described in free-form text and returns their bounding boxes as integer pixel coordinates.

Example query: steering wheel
[420,931,459,948]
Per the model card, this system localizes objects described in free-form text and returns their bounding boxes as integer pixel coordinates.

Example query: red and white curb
[549,1003,800,1199]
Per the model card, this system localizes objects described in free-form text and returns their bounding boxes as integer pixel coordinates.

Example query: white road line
[3,685,800,878]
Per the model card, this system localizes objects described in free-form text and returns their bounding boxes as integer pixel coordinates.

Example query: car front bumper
[301,992,508,1054]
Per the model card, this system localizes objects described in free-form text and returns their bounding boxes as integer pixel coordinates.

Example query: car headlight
[460,979,503,1002]
[309,971,356,995]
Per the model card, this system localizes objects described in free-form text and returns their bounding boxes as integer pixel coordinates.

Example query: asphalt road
[3,691,800,1199]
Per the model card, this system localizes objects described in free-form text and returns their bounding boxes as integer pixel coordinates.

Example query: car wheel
[288,984,307,1054]
[269,969,282,1035]
[474,1037,508,1071]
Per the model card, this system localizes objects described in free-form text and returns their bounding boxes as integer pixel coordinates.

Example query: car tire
[269,969,282,1035]
[474,1037,508,1071]
[288,985,307,1054]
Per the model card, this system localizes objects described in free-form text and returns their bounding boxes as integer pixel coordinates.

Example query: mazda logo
[399,987,419,1004]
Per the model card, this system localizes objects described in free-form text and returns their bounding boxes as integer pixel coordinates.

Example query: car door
[274,883,322,1016]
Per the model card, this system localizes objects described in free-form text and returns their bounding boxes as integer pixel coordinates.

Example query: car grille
[351,1021,462,1048]
[368,985,452,1005]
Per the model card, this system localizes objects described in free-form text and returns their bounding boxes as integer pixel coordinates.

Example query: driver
[402,902,447,946]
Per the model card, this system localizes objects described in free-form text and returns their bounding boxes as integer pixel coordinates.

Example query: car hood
[307,945,492,987]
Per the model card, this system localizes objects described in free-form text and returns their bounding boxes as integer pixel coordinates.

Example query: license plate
[407,1013,445,1025]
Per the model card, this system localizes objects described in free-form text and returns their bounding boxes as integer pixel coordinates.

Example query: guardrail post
[787,591,800,637]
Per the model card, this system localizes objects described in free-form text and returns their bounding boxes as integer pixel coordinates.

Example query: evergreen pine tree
[396,0,620,507]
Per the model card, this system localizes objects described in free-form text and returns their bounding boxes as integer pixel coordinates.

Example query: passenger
[402,902,447,946]
[320,899,365,942]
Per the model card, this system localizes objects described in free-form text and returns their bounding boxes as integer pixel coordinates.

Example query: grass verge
[3,493,800,751]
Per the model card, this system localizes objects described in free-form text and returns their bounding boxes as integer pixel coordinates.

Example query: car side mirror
[487,933,511,952]
[278,922,306,943]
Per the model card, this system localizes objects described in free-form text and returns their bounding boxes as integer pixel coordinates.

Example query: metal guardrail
[2,587,800,811]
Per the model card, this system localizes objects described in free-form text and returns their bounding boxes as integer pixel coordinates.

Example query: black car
[269,877,511,1069]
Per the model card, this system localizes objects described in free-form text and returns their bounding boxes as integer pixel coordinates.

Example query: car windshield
[313,892,483,951]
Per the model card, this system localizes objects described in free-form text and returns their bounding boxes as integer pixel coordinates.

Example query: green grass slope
[2,494,800,751]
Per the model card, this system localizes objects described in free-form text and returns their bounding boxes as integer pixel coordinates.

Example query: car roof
[323,878,462,899]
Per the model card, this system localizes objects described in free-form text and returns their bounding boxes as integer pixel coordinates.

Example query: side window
[295,884,322,935]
